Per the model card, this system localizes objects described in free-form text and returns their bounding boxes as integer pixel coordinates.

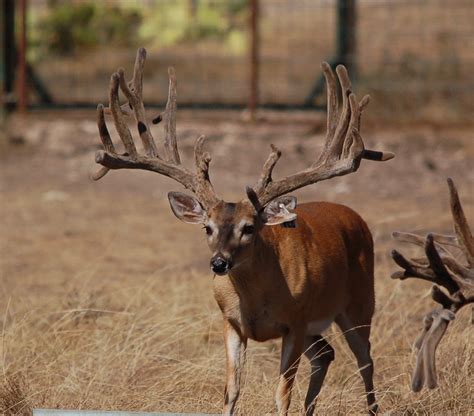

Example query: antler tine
[411,307,455,391]
[392,231,427,247]
[253,144,282,199]
[341,94,363,161]
[424,234,460,294]
[441,256,474,287]
[96,104,115,154]
[357,94,370,131]
[448,178,474,267]
[326,65,353,159]
[117,49,158,158]
[130,46,146,98]
[91,104,115,180]
[109,72,138,159]
[392,232,460,260]
[314,63,353,166]
[103,47,146,117]
[194,135,219,208]
[93,48,220,207]
[103,103,133,117]
[321,62,338,150]
[391,179,473,392]
[391,235,460,294]
[163,67,181,164]
[391,249,439,284]
[249,62,394,208]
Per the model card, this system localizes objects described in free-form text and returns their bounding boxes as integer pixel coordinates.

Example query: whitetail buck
[391,178,473,392]
[92,48,394,415]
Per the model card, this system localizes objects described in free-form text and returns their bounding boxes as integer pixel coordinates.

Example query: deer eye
[242,225,255,235]
[204,226,213,236]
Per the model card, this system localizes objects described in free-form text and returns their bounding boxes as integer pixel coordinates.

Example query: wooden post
[17,0,27,112]
[249,0,259,120]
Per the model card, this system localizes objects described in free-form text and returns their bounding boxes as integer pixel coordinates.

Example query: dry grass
[0,373,32,415]
[1,111,473,414]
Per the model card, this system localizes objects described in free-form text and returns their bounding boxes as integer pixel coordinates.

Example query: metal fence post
[249,0,260,119]
[304,0,357,107]
[17,0,27,113]
[337,0,357,76]
[2,0,15,113]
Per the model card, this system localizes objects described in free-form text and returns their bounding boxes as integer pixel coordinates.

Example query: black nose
[211,256,229,275]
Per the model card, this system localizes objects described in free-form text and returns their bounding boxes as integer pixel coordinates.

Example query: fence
[3,0,474,119]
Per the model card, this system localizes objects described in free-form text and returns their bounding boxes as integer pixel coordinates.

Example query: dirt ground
[0,109,473,415]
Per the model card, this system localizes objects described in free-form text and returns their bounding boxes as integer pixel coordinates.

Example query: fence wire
[24,0,474,118]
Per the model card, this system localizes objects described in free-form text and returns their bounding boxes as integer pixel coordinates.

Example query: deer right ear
[168,192,207,224]
[262,195,297,226]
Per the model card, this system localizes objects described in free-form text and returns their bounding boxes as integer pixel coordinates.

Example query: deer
[91,48,394,415]
[391,178,473,392]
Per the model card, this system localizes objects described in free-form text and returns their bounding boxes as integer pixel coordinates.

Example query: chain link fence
[14,0,474,119]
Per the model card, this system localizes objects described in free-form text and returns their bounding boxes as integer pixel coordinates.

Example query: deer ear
[262,196,297,226]
[168,192,207,224]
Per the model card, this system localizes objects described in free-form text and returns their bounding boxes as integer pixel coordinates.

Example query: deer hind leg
[336,314,378,415]
[275,329,305,415]
[303,334,335,416]
[223,320,247,415]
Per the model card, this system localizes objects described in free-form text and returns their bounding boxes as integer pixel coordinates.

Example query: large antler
[391,178,473,392]
[248,63,394,207]
[92,48,219,209]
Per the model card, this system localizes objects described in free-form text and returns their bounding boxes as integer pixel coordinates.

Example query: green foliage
[139,0,248,53]
[139,1,188,47]
[34,0,249,57]
[36,2,142,55]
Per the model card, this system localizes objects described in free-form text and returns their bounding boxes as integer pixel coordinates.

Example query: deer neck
[228,232,279,293]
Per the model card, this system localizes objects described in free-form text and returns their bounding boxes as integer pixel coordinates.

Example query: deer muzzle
[210,254,232,276]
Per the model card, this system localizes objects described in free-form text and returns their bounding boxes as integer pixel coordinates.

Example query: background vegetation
[30,0,248,57]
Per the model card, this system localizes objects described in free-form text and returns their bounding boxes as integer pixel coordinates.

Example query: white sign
[34,410,218,416]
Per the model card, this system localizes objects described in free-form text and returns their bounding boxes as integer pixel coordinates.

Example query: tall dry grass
[1,112,473,415]
[1,263,472,415]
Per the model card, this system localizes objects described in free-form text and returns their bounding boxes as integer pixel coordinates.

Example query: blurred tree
[32,0,249,57]
[139,0,248,53]
[36,1,142,56]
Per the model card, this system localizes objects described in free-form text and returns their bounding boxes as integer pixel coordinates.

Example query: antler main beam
[391,178,473,392]
[92,48,218,209]
[248,62,394,208]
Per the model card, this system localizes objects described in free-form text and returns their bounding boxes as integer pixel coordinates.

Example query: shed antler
[391,178,474,392]
[92,48,218,209]
[248,62,394,208]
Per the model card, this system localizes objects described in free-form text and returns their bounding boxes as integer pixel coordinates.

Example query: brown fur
[213,201,375,341]
[209,201,377,415]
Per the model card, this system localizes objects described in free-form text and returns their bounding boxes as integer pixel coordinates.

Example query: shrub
[36,2,142,55]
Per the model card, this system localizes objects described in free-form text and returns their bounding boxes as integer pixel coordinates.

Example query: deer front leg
[276,329,305,415]
[223,320,247,415]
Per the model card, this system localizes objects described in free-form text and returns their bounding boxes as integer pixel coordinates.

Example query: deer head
[391,178,473,392]
[92,48,394,276]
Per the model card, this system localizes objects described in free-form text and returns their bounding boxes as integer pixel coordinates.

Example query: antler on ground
[92,48,218,209]
[391,178,473,392]
[248,62,394,208]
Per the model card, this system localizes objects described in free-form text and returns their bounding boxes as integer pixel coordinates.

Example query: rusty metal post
[17,0,27,112]
[249,0,259,119]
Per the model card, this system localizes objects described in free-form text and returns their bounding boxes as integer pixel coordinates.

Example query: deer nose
[210,255,231,275]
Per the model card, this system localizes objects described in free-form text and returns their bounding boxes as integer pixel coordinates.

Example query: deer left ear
[168,191,207,224]
[262,196,297,226]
